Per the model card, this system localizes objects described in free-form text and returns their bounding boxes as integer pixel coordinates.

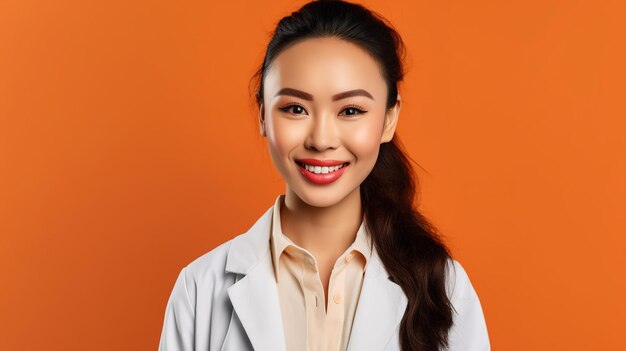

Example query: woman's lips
[296,158,347,167]
[295,161,349,185]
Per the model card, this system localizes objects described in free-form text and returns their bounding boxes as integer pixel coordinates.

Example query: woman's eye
[340,106,367,116]
[279,104,366,117]
[279,104,308,115]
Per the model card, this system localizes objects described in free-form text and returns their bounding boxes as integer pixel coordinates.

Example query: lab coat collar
[225,204,408,351]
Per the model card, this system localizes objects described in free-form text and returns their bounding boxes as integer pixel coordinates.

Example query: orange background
[1,0,624,350]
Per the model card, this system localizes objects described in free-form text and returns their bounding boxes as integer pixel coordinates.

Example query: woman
[158,0,490,350]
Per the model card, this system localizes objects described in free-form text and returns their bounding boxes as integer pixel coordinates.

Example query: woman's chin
[287,184,360,209]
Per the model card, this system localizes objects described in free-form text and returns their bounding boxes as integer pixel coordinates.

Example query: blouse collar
[269,194,372,283]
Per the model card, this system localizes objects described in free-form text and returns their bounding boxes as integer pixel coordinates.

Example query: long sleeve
[446,260,491,351]
[159,267,196,351]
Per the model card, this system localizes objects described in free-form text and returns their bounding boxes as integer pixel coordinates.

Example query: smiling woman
[260,37,397,208]
[158,1,490,350]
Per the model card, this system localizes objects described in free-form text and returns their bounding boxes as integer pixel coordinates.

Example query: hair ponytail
[363,138,453,350]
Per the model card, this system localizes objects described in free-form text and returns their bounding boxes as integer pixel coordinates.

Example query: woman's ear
[380,94,401,143]
[259,103,266,137]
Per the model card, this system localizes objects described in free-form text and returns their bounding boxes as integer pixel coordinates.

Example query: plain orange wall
[1,0,624,349]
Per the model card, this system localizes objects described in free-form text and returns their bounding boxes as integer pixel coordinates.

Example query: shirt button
[345,253,354,263]
[333,294,342,304]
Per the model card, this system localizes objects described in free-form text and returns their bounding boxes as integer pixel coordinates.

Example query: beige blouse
[269,194,373,351]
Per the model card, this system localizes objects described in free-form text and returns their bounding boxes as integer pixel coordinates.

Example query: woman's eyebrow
[274,88,374,101]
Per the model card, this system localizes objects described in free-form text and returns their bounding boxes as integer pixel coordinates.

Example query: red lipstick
[295,159,350,185]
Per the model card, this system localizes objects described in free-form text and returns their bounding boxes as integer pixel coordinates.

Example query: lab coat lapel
[347,244,408,351]
[225,206,287,351]
[224,204,408,351]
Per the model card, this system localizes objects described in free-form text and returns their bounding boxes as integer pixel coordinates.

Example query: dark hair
[250,1,453,350]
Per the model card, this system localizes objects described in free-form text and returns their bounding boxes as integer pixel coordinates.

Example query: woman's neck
[280,187,363,260]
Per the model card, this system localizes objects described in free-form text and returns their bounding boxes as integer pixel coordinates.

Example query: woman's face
[260,37,401,208]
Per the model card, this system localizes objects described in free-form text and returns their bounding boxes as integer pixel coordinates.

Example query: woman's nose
[304,113,340,151]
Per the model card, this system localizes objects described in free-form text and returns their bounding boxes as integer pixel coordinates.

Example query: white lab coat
[158,205,491,351]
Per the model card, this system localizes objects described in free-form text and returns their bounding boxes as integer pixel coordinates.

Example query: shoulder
[185,239,234,280]
[444,258,491,350]
[159,235,247,350]
[173,234,244,304]
[445,258,480,310]
[445,258,471,296]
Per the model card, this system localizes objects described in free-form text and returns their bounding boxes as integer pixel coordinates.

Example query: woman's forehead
[264,37,387,101]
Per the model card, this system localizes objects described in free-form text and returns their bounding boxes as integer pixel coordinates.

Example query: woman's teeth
[302,163,346,174]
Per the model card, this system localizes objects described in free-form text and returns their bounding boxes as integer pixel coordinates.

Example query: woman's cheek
[266,115,287,149]
[271,121,301,155]
[345,123,383,158]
